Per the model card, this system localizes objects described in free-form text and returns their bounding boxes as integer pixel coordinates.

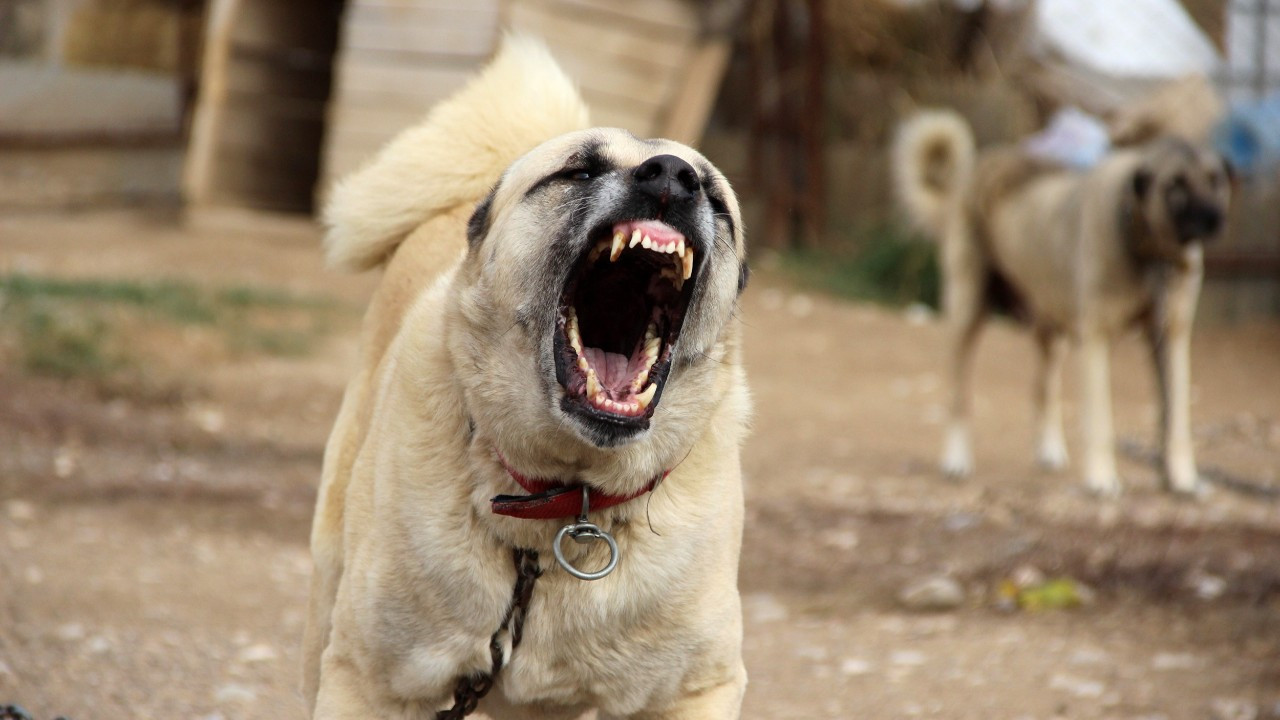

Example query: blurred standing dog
[894,110,1232,496]
[303,38,751,718]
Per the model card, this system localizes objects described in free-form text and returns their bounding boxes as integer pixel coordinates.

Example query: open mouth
[555,219,697,425]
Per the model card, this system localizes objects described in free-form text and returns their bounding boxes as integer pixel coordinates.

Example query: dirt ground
[1,210,1278,720]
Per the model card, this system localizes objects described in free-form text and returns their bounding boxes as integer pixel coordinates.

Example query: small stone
[904,303,934,326]
[5,500,35,522]
[897,575,965,612]
[890,650,927,667]
[818,528,859,551]
[839,657,873,676]
[1187,571,1228,600]
[1049,672,1106,698]
[236,643,277,663]
[55,623,86,641]
[786,294,813,317]
[1209,698,1259,720]
[743,593,788,623]
[1011,564,1046,589]
[1151,652,1200,670]
[214,683,257,703]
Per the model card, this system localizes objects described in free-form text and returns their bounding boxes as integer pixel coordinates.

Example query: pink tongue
[616,219,683,246]
[582,347,644,397]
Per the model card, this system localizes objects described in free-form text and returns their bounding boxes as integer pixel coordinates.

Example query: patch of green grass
[0,273,352,380]
[16,304,121,379]
[1,274,217,324]
[781,222,940,308]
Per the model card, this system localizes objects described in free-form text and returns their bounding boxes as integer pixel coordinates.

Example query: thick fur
[304,38,752,719]
[895,110,1232,496]
[322,35,590,272]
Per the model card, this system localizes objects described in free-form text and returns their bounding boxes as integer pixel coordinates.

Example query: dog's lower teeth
[635,384,657,409]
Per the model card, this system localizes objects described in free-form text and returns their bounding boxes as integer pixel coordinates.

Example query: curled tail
[322,35,590,272]
[892,110,976,239]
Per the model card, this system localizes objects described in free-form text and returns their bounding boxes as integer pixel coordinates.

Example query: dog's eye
[562,169,593,182]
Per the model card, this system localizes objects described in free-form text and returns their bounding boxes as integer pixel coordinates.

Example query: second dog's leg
[1034,327,1069,471]
[940,231,986,478]
[1080,328,1120,496]
[1147,261,1204,495]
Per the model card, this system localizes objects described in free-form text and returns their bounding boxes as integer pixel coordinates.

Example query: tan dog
[302,38,751,718]
[894,110,1232,496]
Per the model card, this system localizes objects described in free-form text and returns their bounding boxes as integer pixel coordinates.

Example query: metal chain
[435,547,542,720]
[0,704,70,720]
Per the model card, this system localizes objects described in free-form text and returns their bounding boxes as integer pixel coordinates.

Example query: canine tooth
[611,231,626,261]
[629,229,643,248]
[635,384,657,409]
[586,370,601,400]
[681,249,694,280]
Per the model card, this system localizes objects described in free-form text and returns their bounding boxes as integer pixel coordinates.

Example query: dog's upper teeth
[641,234,654,250]
[676,238,685,256]
[586,369,601,401]
[635,384,657,410]
[567,309,584,353]
[629,229,643,249]
[610,230,626,262]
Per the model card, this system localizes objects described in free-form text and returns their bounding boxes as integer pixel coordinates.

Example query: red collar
[491,451,667,520]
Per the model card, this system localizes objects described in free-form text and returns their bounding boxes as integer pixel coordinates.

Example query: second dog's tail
[892,110,976,238]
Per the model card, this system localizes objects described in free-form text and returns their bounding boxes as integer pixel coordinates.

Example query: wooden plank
[654,40,731,145]
[223,52,332,100]
[328,103,426,142]
[231,0,341,49]
[342,3,498,56]
[332,57,475,108]
[583,99,659,135]
[508,3,691,75]
[184,0,241,204]
[551,51,681,110]
[536,0,697,35]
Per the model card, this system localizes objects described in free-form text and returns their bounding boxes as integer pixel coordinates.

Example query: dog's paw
[1036,435,1069,472]
[940,429,973,479]
[1083,473,1122,498]
[1164,470,1210,499]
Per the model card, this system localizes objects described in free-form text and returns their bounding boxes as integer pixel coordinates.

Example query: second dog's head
[1130,138,1233,262]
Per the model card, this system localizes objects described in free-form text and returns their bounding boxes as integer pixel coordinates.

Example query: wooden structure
[184,0,734,213]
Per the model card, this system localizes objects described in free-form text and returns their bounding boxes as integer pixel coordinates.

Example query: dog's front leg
[1157,323,1200,494]
[1148,262,1204,495]
[1080,328,1120,496]
[608,668,746,720]
[1034,327,1070,471]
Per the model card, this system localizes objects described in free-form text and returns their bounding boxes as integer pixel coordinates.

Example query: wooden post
[182,0,240,205]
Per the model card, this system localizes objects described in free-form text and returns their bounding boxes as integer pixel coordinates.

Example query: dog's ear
[467,188,497,247]
[1131,167,1153,199]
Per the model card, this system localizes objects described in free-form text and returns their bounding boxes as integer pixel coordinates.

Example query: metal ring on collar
[553,522,619,581]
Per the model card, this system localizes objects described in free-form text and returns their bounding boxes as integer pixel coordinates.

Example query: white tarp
[1032,0,1221,78]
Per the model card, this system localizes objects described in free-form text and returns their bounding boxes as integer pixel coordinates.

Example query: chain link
[435,547,542,720]
[0,705,69,720]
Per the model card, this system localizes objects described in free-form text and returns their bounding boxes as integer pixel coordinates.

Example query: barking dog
[302,38,752,719]
[894,110,1232,496]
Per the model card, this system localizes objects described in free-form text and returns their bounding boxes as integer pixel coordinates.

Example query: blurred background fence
[1,0,1277,317]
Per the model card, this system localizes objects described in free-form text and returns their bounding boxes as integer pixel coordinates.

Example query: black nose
[632,154,700,204]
